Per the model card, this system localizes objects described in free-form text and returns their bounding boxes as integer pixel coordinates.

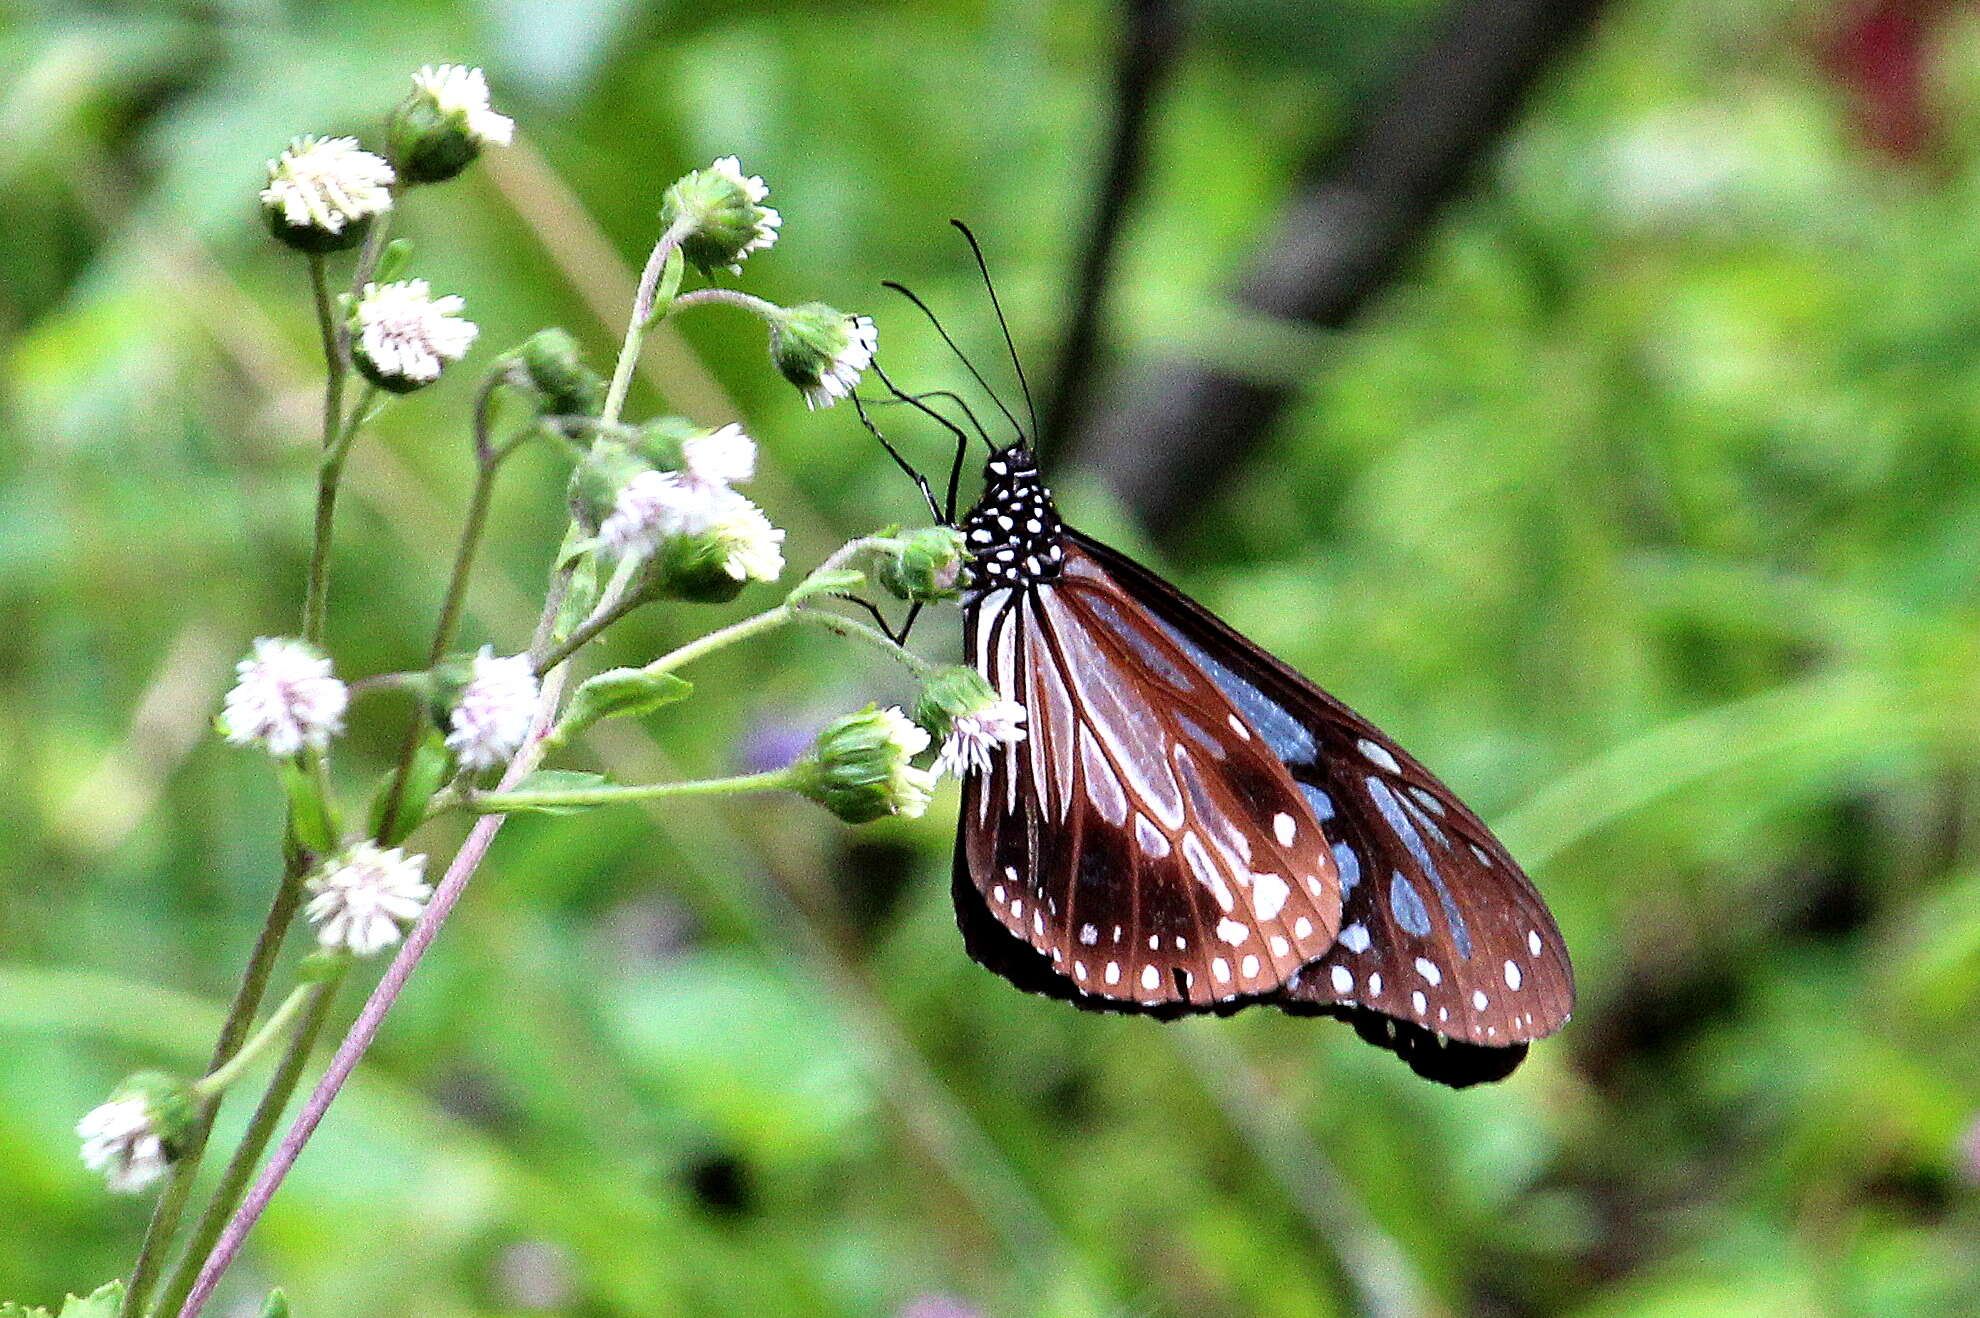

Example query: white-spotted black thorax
[960,443,1066,595]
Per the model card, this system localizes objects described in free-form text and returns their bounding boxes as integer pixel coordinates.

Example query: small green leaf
[0,1300,51,1318]
[277,759,339,853]
[57,1282,123,1318]
[787,568,866,604]
[366,737,454,844]
[488,770,612,814]
[562,668,691,735]
[554,550,602,639]
[372,238,415,283]
[257,1289,290,1318]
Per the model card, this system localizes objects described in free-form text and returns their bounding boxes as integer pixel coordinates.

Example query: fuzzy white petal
[260,136,395,235]
[355,279,478,385]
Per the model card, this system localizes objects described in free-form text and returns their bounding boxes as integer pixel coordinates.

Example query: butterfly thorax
[960,443,1067,596]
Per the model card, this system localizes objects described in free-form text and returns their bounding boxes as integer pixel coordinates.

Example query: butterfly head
[959,443,1066,594]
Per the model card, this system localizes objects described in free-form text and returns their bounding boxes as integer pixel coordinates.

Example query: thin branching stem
[476,767,797,812]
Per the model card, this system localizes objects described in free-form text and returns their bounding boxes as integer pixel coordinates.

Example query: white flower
[705,493,786,582]
[805,315,877,409]
[353,279,479,388]
[872,707,938,818]
[77,1096,170,1194]
[260,136,395,238]
[446,648,540,771]
[600,469,721,555]
[305,842,432,957]
[679,423,757,489]
[706,156,782,265]
[936,699,1027,777]
[411,64,514,147]
[222,637,348,757]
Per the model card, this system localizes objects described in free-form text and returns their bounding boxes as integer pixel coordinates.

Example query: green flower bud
[768,303,877,409]
[518,328,607,418]
[876,526,969,602]
[792,704,938,824]
[660,156,782,276]
[390,65,514,185]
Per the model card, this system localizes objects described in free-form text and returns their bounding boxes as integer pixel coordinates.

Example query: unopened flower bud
[391,64,514,185]
[569,439,652,533]
[518,328,606,419]
[876,526,969,602]
[660,156,781,276]
[915,666,1027,778]
[77,1072,195,1194]
[260,136,395,253]
[769,304,875,409]
[350,279,478,392]
[793,704,937,823]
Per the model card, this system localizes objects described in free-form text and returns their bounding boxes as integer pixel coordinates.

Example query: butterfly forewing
[958,497,1343,1011]
[1067,532,1574,1050]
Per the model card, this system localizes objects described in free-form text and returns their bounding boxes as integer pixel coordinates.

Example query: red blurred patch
[1822,0,1955,159]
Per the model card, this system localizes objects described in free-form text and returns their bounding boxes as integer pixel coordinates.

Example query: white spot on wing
[1212,958,1231,983]
[1080,924,1098,946]
[1216,918,1250,945]
[1273,813,1296,846]
[1330,965,1353,994]
[1472,990,1489,1010]
[1141,964,1159,991]
[1414,957,1442,986]
[1504,960,1523,991]
[1528,929,1543,957]
[1251,873,1290,921]
[1357,738,1401,774]
[1412,990,1427,1015]
[1241,954,1260,978]
[1338,922,1369,953]
[1105,962,1121,985]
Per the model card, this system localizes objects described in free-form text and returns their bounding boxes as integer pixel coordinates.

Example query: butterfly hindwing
[1066,531,1575,1055]
[959,549,1345,1010]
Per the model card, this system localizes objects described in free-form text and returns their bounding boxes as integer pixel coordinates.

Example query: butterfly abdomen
[960,444,1066,593]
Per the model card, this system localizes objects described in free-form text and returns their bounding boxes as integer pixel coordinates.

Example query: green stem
[669,286,785,322]
[300,386,380,645]
[118,866,306,1318]
[301,257,346,644]
[191,984,315,1098]
[476,767,797,813]
[793,609,935,677]
[646,603,796,675]
[600,217,692,425]
[149,972,346,1318]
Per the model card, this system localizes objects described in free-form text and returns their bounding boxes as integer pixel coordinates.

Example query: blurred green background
[7,0,1980,1314]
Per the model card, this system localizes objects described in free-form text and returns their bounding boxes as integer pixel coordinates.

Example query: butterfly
[860,233,1573,1088]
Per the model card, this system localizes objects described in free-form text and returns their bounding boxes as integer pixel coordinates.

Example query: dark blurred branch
[1065,0,1613,539]
[1039,0,1186,452]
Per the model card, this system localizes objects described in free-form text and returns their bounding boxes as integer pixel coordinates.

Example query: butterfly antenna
[870,359,989,522]
[951,220,1038,441]
[849,390,943,523]
[872,381,994,521]
[881,279,1027,442]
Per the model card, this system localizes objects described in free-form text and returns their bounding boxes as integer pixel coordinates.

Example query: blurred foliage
[4,0,1980,1315]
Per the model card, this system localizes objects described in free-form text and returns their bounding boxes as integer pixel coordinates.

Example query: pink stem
[173,810,506,1318]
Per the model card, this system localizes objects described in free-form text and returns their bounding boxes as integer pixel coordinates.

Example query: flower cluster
[662,156,781,275]
[352,279,480,392]
[260,136,395,252]
[76,1074,193,1195]
[596,424,785,594]
[446,648,540,771]
[796,705,939,823]
[304,842,433,957]
[222,638,348,758]
[770,304,877,409]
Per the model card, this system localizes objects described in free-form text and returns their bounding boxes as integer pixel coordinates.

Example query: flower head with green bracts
[661,156,781,276]
[795,705,938,823]
[77,1073,195,1195]
[769,303,876,408]
[392,64,514,184]
[221,638,348,758]
[260,136,395,253]
[351,279,479,392]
